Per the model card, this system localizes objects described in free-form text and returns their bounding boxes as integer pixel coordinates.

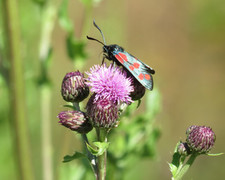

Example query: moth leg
[102,56,105,64]
[102,54,109,64]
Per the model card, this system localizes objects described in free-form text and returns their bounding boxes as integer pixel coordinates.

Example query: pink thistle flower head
[186,125,216,154]
[86,64,133,104]
[86,94,119,128]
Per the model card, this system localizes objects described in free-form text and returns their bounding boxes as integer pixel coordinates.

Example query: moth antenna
[93,20,106,45]
[86,36,104,46]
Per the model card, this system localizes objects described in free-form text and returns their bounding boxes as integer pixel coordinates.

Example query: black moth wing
[112,50,154,90]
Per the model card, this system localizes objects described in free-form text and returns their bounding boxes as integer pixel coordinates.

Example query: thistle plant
[169,125,222,180]
[57,63,160,180]
[1,0,224,178]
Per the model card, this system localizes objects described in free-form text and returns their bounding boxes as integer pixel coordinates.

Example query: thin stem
[81,134,98,178]
[2,0,34,179]
[41,85,53,180]
[39,4,57,180]
[96,128,108,180]
[39,4,57,61]
[72,103,98,177]
[73,102,80,111]
[174,153,198,180]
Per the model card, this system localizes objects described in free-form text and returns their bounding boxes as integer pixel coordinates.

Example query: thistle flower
[86,94,119,128]
[58,111,93,134]
[61,71,89,103]
[186,125,216,154]
[86,64,133,104]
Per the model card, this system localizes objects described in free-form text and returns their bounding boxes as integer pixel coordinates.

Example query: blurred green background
[0,0,225,179]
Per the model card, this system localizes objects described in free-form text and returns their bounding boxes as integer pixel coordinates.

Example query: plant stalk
[174,153,198,180]
[41,85,53,180]
[96,128,108,180]
[3,0,34,179]
[39,4,57,180]
[73,102,98,177]
[81,134,98,178]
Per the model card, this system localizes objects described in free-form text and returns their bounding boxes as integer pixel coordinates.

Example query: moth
[87,21,155,90]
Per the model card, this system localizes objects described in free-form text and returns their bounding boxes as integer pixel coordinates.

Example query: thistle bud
[58,111,93,134]
[177,142,190,156]
[61,71,89,103]
[86,94,119,128]
[186,125,216,154]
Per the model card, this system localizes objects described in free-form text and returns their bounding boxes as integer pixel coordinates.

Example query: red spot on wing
[145,74,151,80]
[118,53,128,62]
[138,73,144,80]
[129,65,134,71]
[115,54,124,64]
[133,62,140,69]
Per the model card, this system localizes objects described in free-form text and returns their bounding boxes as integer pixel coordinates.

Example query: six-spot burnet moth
[87,20,155,90]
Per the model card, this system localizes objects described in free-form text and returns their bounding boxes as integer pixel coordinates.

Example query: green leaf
[168,163,178,176]
[86,141,109,157]
[93,142,110,155]
[86,143,98,155]
[58,0,73,33]
[171,142,183,168]
[207,152,224,156]
[63,151,86,163]
[171,152,181,167]
[66,34,87,61]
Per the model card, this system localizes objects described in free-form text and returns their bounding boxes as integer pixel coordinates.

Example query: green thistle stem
[40,85,53,180]
[73,102,98,177]
[39,4,56,180]
[96,128,108,180]
[174,153,198,180]
[2,0,34,179]
[73,102,80,111]
[81,134,98,178]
